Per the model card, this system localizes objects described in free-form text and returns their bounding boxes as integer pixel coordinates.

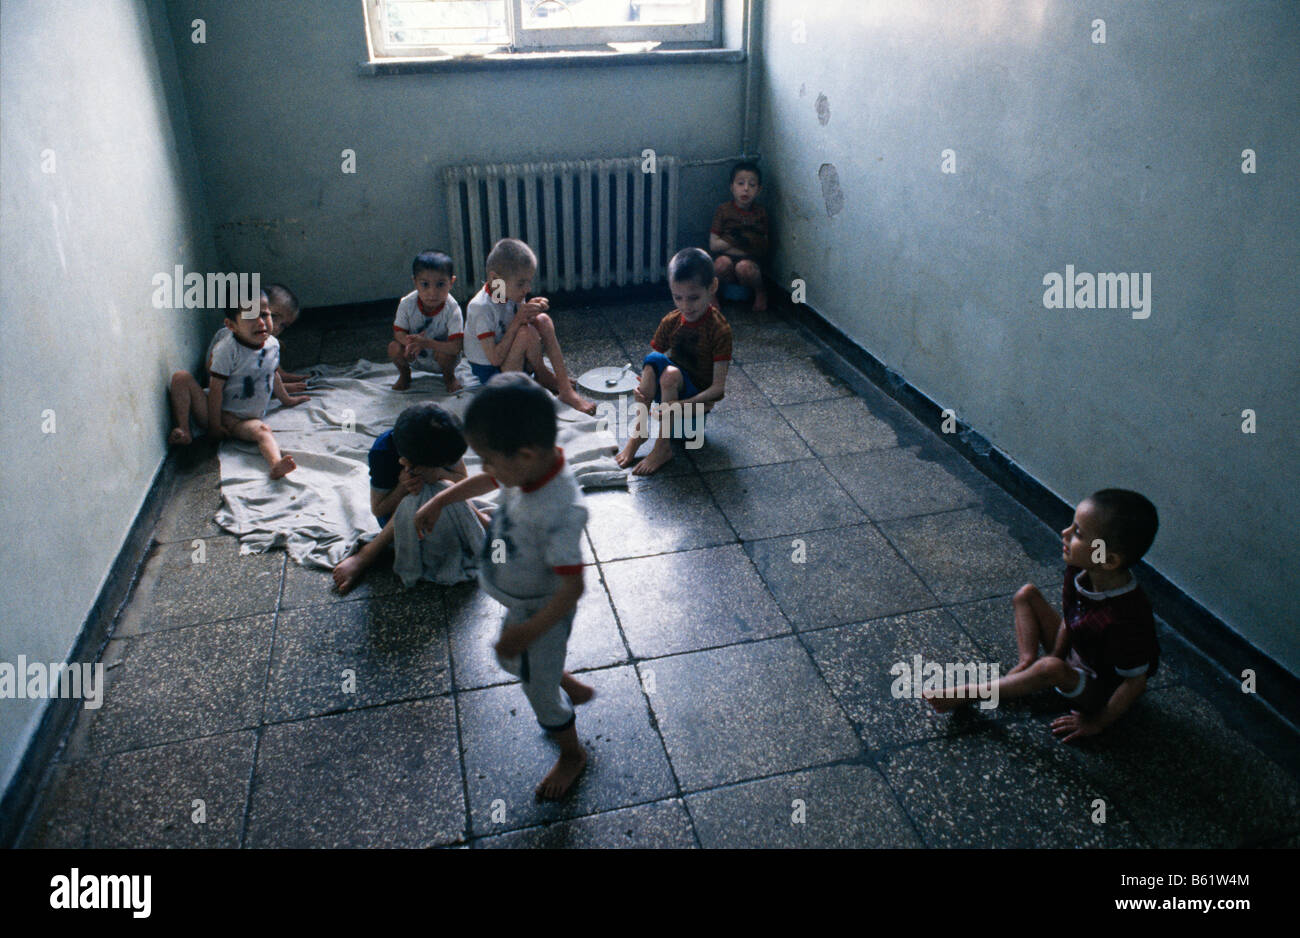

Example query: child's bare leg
[561,671,595,705]
[225,415,295,478]
[928,655,1080,713]
[713,255,736,288]
[1008,584,1063,675]
[536,724,588,801]
[528,313,596,415]
[388,340,413,390]
[633,367,682,476]
[735,259,767,311]
[615,366,657,468]
[332,519,396,594]
[168,372,207,445]
[501,324,538,374]
[434,351,462,392]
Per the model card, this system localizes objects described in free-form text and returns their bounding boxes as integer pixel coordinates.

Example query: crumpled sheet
[215,358,626,569]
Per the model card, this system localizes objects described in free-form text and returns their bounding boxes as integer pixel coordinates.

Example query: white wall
[163,0,749,307]
[0,0,218,792]
[758,0,1300,671]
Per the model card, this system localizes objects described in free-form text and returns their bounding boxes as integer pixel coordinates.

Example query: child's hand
[521,297,548,321]
[494,625,531,659]
[399,467,424,496]
[414,499,441,539]
[283,380,308,394]
[633,386,649,405]
[1050,710,1101,743]
[285,394,310,407]
[282,371,309,383]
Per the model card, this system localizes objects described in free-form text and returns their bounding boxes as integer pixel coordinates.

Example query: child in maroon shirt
[709,161,769,311]
[927,489,1160,742]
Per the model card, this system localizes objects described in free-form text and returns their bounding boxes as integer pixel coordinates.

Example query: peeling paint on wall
[815,93,830,125]
[817,163,844,217]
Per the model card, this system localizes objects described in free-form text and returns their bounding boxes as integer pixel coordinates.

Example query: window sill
[357,46,744,76]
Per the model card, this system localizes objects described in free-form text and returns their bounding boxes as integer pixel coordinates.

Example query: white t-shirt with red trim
[477,449,587,607]
[209,331,280,420]
[463,285,517,366]
[393,291,464,367]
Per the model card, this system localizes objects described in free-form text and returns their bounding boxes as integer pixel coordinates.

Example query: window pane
[522,0,705,29]
[382,0,509,47]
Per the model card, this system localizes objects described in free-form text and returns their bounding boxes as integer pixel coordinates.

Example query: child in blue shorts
[615,248,733,476]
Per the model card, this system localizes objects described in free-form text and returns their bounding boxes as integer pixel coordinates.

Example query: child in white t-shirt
[388,251,464,392]
[168,293,309,478]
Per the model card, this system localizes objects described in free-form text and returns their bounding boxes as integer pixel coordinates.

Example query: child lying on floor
[332,402,487,593]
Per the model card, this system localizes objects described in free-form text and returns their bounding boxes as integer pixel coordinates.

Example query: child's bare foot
[561,672,595,705]
[615,438,643,469]
[270,454,297,479]
[632,440,673,476]
[168,427,193,446]
[535,748,587,801]
[332,555,365,594]
[392,374,411,391]
[559,388,597,416]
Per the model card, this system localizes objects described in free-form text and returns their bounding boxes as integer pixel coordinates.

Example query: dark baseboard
[776,290,1300,740]
[0,455,177,848]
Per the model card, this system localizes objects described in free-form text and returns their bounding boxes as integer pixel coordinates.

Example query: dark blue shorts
[642,352,699,402]
[470,362,501,386]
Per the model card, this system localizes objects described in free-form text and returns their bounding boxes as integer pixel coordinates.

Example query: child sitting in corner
[463,237,595,414]
[616,248,731,476]
[168,291,309,478]
[926,489,1161,743]
[388,251,464,392]
[709,160,769,312]
[413,374,594,800]
[332,402,486,594]
[204,282,310,393]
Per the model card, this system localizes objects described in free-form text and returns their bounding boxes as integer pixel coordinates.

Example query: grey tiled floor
[19,298,1300,848]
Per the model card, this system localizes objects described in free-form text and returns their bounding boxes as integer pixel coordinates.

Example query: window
[364,0,719,59]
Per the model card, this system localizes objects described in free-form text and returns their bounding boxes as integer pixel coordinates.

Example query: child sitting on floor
[616,248,732,476]
[204,281,309,393]
[388,251,464,392]
[709,160,769,311]
[926,489,1161,742]
[463,237,595,414]
[413,374,594,800]
[168,292,310,478]
[332,402,485,593]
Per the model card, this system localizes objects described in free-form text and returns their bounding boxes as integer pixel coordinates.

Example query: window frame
[363,0,721,60]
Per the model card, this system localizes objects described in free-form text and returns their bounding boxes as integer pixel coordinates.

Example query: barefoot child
[709,160,769,311]
[463,238,595,414]
[616,248,731,476]
[168,292,309,478]
[388,251,464,392]
[332,402,483,594]
[414,374,594,800]
[926,489,1161,742]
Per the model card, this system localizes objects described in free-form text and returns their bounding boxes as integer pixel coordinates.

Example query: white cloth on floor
[214,358,625,569]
